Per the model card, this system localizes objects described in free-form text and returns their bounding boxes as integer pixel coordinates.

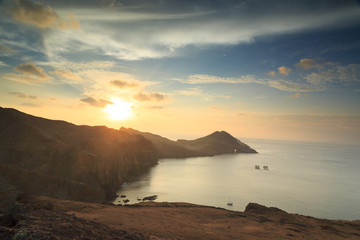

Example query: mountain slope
[0,107,158,202]
[120,128,199,158]
[177,131,257,155]
[122,128,257,158]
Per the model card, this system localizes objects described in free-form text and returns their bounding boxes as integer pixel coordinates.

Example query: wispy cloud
[289,93,308,99]
[15,0,359,60]
[110,80,138,89]
[0,61,8,67]
[304,64,360,86]
[133,91,168,102]
[147,106,164,110]
[0,44,17,56]
[51,70,82,81]
[175,62,360,92]
[174,74,323,92]
[173,87,205,96]
[80,96,112,108]
[21,102,41,107]
[8,91,38,99]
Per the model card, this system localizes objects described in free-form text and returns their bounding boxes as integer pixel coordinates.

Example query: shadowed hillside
[0,107,158,204]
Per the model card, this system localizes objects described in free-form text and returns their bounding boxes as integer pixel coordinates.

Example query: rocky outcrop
[245,202,287,214]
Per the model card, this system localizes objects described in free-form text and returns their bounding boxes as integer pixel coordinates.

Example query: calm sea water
[115,139,360,220]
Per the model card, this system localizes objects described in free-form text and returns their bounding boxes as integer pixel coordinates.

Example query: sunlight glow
[104,98,133,120]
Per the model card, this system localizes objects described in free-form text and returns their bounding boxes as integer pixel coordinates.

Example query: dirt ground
[1,194,360,240]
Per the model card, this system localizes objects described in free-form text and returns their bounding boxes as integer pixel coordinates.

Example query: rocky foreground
[1,194,359,240]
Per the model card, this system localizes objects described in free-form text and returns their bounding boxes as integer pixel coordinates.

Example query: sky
[1,0,360,143]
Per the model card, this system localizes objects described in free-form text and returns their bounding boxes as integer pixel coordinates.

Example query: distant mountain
[0,107,256,206]
[120,128,198,158]
[177,131,257,155]
[122,128,257,158]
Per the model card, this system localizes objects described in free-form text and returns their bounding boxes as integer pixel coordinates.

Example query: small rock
[142,195,157,201]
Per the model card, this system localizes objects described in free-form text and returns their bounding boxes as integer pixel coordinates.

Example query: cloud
[58,14,81,29]
[174,87,204,96]
[174,74,323,92]
[80,96,112,108]
[174,74,259,84]
[50,69,82,81]
[0,61,8,67]
[134,91,168,101]
[2,62,51,83]
[41,61,116,72]
[289,93,308,99]
[268,71,276,77]
[278,66,292,75]
[8,91,38,99]
[147,106,164,110]
[151,93,166,101]
[174,62,360,93]
[0,45,17,56]
[21,102,41,107]
[304,63,360,86]
[110,80,138,88]
[35,0,360,60]
[14,62,50,79]
[11,0,80,29]
[296,58,325,70]
[267,79,323,92]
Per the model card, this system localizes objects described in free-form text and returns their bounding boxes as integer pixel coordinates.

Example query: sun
[104,98,133,120]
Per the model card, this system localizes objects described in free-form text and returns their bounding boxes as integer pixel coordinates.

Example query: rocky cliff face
[0,107,158,203]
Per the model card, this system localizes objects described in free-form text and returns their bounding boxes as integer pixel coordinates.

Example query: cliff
[0,107,158,203]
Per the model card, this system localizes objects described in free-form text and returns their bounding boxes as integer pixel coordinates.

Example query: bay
[114,139,360,220]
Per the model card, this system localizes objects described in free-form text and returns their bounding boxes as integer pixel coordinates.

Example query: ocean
[114,139,360,220]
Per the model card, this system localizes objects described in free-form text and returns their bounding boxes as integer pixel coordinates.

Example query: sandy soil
[1,194,360,240]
